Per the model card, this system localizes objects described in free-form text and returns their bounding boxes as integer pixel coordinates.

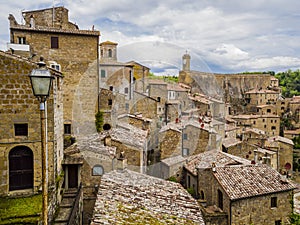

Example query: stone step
[54,207,72,222]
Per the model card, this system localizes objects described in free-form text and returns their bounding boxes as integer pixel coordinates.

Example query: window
[183,133,188,140]
[125,103,129,110]
[124,87,129,94]
[51,37,59,49]
[275,220,281,225]
[200,190,205,200]
[267,109,271,113]
[271,126,276,130]
[182,148,189,156]
[108,49,112,57]
[64,124,71,134]
[18,37,26,44]
[92,165,104,176]
[187,175,191,188]
[271,197,277,208]
[14,124,28,136]
[101,69,106,78]
[218,189,223,210]
[263,119,265,122]
[109,86,113,91]
[253,121,256,124]
[108,99,112,106]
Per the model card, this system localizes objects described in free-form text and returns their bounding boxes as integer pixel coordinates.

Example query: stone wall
[112,140,142,172]
[159,129,181,159]
[22,7,76,30]
[198,167,293,225]
[10,9,100,139]
[179,71,273,104]
[183,125,210,155]
[231,191,293,225]
[0,52,63,196]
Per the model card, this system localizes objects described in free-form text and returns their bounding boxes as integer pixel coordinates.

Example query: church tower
[100,41,118,63]
[182,52,191,71]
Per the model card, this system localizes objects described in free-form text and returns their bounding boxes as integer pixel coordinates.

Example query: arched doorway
[9,146,33,191]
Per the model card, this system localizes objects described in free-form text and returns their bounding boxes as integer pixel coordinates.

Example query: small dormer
[100,41,118,63]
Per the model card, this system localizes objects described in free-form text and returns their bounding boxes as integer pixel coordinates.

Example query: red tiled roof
[213,164,295,200]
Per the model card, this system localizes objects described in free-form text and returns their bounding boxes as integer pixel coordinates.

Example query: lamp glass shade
[29,69,53,97]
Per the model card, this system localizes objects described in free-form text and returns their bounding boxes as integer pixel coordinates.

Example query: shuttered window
[51,37,59,49]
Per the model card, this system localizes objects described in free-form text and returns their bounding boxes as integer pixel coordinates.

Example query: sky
[1,0,300,74]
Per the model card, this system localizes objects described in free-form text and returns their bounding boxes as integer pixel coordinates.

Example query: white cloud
[1,0,300,73]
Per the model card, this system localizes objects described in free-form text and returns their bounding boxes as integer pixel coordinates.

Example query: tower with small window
[100,41,118,63]
[182,52,191,71]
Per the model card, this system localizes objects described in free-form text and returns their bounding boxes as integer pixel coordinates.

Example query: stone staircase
[53,188,78,225]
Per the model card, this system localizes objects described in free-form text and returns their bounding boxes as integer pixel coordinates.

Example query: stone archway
[9,146,33,191]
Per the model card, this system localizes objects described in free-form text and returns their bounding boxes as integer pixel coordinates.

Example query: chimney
[212,162,216,172]
[116,151,127,171]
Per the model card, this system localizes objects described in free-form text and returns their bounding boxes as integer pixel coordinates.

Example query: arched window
[9,146,33,191]
[92,165,104,176]
[108,49,112,57]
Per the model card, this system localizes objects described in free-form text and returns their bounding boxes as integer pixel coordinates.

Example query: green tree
[95,111,104,132]
[275,70,300,98]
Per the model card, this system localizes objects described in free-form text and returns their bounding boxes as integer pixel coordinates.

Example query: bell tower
[182,52,191,71]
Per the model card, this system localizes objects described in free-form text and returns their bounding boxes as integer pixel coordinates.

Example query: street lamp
[29,57,54,225]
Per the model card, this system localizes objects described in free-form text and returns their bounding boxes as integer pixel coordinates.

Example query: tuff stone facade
[9,6,100,138]
[0,51,63,198]
[197,162,294,225]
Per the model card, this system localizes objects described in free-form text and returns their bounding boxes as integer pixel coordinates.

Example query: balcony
[7,43,30,52]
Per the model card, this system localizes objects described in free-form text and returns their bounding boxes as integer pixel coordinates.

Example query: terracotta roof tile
[11,24,100,36]
[213,164,295,200]
[92,169,205,224]
[185,150,250,175]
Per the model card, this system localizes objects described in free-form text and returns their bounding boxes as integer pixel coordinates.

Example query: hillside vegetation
[275,70,300,97]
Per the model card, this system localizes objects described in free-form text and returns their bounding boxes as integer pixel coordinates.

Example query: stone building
[198,163,294,225]
[158,117,217,160]
[91,169,205,225]
[244,89,281,112]
[265,136,294,174]
[0,51,63,220]
[183,150,250,199]
[159,123,182,160]
[0,51,63,196]
[104,122,149,173]
[231,114,280,136]
[99,41,149,97]
[62,133,116,224]
[8,6,100,138]
[288,95,300,126]
[178,53,276,115]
